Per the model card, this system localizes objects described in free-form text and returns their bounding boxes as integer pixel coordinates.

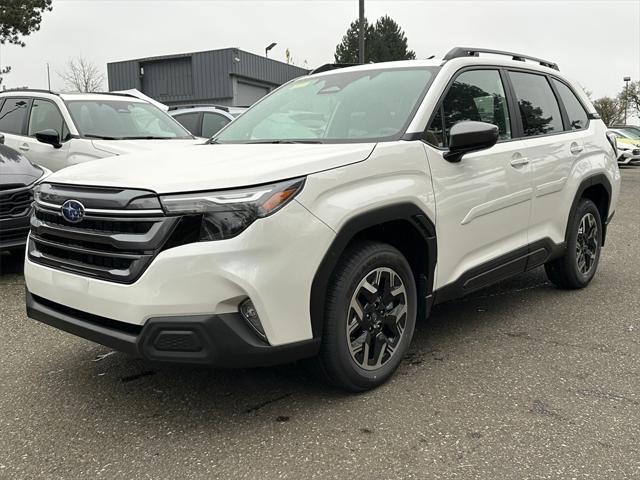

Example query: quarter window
[427,70,511,147]
[551,79,588,130]
[0,98,30,135]
[202,112,230,138]
[28,99,68,138]
[174,112,201,136]
[509,71,563,136]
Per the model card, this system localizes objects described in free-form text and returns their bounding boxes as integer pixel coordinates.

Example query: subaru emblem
[61,199,85,223]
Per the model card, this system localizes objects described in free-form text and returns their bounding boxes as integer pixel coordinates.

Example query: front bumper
[26,291,319,367]
[618,150,640,165]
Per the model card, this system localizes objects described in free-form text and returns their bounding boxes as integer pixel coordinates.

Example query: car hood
[0,144,44,187]
[91,138,206,155]
[47,143,377,194]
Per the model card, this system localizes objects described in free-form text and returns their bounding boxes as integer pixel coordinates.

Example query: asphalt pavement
[1,168,638,479]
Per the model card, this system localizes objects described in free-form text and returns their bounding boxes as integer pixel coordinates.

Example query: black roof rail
[167,104,230,112]
[443,47,559,71]
[0,88,60,95]
[309,63,360,75]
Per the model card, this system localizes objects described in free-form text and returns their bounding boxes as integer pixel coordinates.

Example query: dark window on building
[201,112,230,138]
[173,112,201,136]
[509,71,563,136]
[0,98,30,135]
[28,99,67,137]
[551,79,588,131]
[427,70,511,147]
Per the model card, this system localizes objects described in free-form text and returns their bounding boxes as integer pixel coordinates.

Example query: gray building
[107,48,308,107]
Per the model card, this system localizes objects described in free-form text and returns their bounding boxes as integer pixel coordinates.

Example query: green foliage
[334,15,415,64]
[0,0,53,87]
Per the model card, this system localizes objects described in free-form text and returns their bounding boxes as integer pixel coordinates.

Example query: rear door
[507,71,591,246]
[23,98,71,171]
[0,97,32,154]
[424,68,532,292]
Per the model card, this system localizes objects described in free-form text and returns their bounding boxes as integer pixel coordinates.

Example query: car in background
[611,124,640,136]
[0,134,50,251]
[169,105,246,138]
[0,90,203,172]
[608,127,640,165]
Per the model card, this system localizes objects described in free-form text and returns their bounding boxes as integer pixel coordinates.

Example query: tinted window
[509,71,563,136]
[0,98,30,135]
[552,79,588,131]
[28,99,67,137]
[174,112,201,136]
[428,70,511,147]
[201,112,230,138]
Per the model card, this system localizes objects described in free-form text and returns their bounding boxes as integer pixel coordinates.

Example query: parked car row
[608,125,640,165]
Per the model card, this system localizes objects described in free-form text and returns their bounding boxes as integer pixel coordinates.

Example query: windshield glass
[215,67,437,143]
[619,128,640,140]
[66,100,193,140]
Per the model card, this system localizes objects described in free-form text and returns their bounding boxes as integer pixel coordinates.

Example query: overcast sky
[1,0,639,99]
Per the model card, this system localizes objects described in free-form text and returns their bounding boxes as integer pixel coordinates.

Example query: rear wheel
[316,241,417,392]
[545,198,602,289]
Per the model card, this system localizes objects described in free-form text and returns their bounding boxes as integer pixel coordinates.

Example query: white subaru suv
[24,48,620,391]
[0,90,202,172]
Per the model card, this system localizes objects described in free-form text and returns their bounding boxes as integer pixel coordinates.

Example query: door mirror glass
[35,129,62,149]
[444,121,498,162]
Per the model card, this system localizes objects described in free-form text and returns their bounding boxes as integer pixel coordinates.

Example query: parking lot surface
[1,168,639,479]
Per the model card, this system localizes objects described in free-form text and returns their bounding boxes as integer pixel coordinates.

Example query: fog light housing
[239,299,266,341]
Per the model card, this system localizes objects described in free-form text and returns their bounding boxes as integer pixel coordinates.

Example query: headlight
[159,177,305,241]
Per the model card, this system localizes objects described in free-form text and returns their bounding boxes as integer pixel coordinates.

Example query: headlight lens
[159,177,305,241]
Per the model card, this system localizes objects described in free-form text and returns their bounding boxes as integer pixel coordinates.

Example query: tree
[58,57,105,92]
[592,96,624,126]
[334,15,414,64]
[620,80,640,119]
[0,0,53,87]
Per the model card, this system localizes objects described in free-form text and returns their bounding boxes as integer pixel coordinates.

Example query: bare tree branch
[58,56,105,92]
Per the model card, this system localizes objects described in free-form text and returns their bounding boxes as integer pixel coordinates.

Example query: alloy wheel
[346,267,407,370]
[576,212,598,275]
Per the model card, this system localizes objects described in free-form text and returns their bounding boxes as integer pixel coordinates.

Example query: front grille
[28,184,179,284]
[0,187,33,220]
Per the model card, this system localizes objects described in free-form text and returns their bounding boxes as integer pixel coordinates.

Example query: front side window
[509,71,563,136]
[427,69,511,147]
[215,67,437,143]
[66,100,193,140]
[0,98,30,135]
[28,99,68,138]
[202,112,230,138]
[551,79,588,131]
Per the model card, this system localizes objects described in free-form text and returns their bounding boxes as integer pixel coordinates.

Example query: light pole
[265,42,277,58]
[47,63,51,90]
[623,76,631,125]
[358,0,365,64]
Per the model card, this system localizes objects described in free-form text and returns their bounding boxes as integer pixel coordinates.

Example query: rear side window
[551,79,588,130]
[0,98,30,135]
[28,99,68,137]
[201,112,230,138]
[174,112,201,136]
[426,69,511,147]
[509,71,563,136]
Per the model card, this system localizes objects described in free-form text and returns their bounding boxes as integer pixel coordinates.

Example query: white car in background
[608,128,640,165]
[169,104,246,138]
[0,90,203,171]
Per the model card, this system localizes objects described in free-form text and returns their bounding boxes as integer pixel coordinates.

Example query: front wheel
[545,198,602,289]
[316,241,417,392]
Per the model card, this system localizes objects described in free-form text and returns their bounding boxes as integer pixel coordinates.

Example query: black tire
[315,241,417,392]
[545,198,602,289]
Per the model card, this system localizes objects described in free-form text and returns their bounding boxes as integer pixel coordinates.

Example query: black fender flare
[566,173,613,245]
[309,202,437,338]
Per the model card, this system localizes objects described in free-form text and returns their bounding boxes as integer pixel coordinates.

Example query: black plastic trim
[566,174,612,246]
[26,291,320,368]
[310,203,437,337]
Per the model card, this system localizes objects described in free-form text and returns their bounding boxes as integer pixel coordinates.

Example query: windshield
[66,100,193,140]
[214,67,437,144]
[619,128,640,140]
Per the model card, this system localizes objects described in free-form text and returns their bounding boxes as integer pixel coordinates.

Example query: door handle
[510,157,529,167]
[570,143,584,155]
[18,144,29,152]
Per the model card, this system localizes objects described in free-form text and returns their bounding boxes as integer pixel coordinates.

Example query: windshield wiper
[244,140,323,144]
[119,136,178,140]
[84,134,122,140]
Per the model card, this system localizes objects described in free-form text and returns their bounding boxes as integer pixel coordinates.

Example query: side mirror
[443,121,499,163]
[0,133,4,144]
[35,129,62,149]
